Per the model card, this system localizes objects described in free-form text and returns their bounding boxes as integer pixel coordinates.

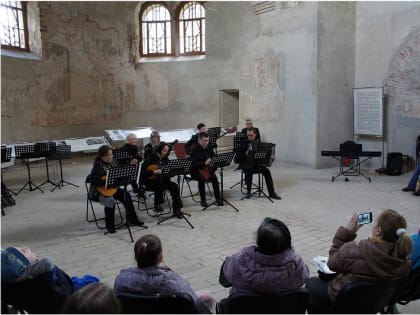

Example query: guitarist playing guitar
[141,142,184,218]
[189,132,223,208]
[88,145,145,234]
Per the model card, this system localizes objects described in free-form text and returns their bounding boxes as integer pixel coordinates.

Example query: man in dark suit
[241,118,261,141]
[189,131,222,207]
[237,128,281,200]
[185,123,207,156]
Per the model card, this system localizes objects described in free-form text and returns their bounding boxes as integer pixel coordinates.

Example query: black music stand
[113,148,132,165]
[14,144,44,195]
[1,146,16,215]
[157,159,194,229]
[50,145,79,192]
[1,146,17,196]
[202,151,239,212]
[230,132,248,191]
[208,128,220,150]
[105,164,148,242]
[36,142,59,190]
[241,146,274,203]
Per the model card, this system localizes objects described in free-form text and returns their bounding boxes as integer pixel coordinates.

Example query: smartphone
[357,212,373,225]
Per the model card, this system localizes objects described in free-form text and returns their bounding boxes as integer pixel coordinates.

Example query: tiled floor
[1,155,419,312]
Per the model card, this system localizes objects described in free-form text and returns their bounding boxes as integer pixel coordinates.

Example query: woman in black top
[89,145,144,233]
[141,142,183,218]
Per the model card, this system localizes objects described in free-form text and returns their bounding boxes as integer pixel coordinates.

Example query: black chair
[330,280,400,314]
[117,292,198,314]
[1,273,69,314]
[85,175,123,229]
[385,267,420,313]
[216,288,310,314]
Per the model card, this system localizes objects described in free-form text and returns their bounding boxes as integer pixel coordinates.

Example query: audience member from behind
[62,282,120,314]
[1,246,55,283]
[306,209,413,313]
[219,217,309,295]
[113,234,214,313]
[401,165,420,196]
[2,246,74,313]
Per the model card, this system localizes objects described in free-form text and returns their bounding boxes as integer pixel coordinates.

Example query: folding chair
[85,175,123,229]
[216,288,309,314]
[117,292,198,314]
[172,142,212,202]
[331,279,401,314]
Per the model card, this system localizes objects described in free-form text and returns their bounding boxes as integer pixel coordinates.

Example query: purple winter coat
[222,245,309,294]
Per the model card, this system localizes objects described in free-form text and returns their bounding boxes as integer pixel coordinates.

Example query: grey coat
[221,245,309,294]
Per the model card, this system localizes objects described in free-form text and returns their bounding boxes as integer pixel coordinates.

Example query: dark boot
[104,207,116,233]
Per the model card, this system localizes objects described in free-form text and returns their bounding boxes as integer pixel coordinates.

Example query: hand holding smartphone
[357,212,373,225]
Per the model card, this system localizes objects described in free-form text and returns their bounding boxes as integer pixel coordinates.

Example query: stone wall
[355,2,420,167]
[1,1,419,167]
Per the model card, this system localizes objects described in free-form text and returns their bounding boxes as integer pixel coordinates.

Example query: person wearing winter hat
[1,246,54,283]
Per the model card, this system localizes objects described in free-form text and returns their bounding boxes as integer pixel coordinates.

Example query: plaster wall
[1,1,419,168]
[235,2,319,166]
[316,2,355,168]
[355,2,420,168]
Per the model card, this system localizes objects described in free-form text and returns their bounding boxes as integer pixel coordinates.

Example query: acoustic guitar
[146,164,162,180]
[198,167,211,181]
[96,175,118,197]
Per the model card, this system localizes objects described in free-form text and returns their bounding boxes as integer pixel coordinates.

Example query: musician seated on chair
[143,130,162,161]
[120,133,143,194]
[189,131,223,207]
[185,123,207,156]
[113,234,214,314]
[241,118,261,141]
[88,145,144,234]
[305,209,413,313]
[237,128,281,200]
[140,142,183,218]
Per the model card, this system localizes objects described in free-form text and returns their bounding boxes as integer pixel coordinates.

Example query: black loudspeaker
[386,152,403,176]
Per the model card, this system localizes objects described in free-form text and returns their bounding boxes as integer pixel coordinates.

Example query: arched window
[139,1,205,59]
[0,0,29,51]
[140,3,171,56]
[178,2,205,55]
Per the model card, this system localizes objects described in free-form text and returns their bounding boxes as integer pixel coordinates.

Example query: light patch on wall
[385,27,420,118]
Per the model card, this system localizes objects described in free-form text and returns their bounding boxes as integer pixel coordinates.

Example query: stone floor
[1,155,419,313]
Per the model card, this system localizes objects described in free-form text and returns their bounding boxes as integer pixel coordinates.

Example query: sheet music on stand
[209,151,235,169]
[208,129,219,146]
[162,159,192,177]
[105,164,140,189]
[233,132,247,151]
[113,148,133,164]
[105,164,144,242]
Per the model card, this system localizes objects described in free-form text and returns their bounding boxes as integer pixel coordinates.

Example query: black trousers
[243,166,275,195]
[192,170,221,201]
[145,178,183,211]
[104,188,140,230]
[113,188,140,223]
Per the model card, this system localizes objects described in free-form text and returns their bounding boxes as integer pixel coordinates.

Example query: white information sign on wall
[353,87,384,136]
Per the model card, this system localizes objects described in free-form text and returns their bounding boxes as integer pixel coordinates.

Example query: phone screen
[358,212,373,225]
